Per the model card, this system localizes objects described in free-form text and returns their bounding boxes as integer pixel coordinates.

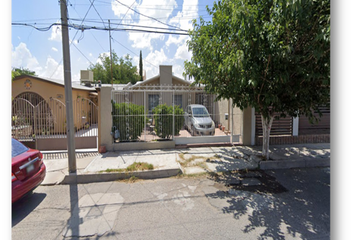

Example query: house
[97,65,243,151]
[12,74,99,150]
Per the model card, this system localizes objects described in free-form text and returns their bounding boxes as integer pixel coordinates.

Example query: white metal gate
[111,85,242,145]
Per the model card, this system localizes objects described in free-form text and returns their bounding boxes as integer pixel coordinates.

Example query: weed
[100,168,125,173]
[126,162,154,171]
[100,162,154,173]
[178,153,221,168]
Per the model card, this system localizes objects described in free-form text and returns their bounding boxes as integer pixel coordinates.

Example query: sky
[11,0,215,84]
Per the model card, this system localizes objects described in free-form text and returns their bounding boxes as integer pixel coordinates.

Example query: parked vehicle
[12,138,46,203]
[184,104,215,136]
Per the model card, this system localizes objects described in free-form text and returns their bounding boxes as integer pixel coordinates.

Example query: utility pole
[60,0,76,173]
[109,19,113,87]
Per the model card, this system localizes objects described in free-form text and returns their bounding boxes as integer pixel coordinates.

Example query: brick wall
[256,134,330,146]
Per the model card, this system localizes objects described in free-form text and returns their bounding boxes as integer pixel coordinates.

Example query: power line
[50,0,96,78]
[71,43,95,66]
[114,0,184,31]
[12,22,190,35]
[68,19,189,32]
[88,0,107,28]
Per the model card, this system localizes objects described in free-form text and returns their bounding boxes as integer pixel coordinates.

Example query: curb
[259,157,330,170]
[60,168,182,184]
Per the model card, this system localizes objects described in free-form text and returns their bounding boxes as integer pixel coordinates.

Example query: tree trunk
[261,115,274,160]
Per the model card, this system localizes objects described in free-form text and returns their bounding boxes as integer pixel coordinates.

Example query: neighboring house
[12,75,99,150]
[12,74,98,104]
[110,65,240,134]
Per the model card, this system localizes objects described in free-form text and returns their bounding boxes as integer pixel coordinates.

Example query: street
[12,167,330,240]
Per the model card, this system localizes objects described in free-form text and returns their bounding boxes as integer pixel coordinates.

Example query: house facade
[12,75,98,150]
[11,67,329,151]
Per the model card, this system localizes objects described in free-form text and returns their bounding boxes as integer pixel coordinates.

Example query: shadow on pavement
[204,168,330,239]
[61,183,80,238]
[12,192,46,227]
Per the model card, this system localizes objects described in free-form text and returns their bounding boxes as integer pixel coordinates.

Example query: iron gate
[111,85,242,145]
[12,96,98,150]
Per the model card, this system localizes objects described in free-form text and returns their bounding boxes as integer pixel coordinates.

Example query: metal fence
[111,85,243,144]
[12,95,98,140]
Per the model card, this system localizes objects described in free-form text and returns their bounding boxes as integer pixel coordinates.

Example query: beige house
[119,65,242,133]
[12,75,97,104]
[12,75,99,150]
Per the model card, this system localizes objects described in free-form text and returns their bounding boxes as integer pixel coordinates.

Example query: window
[148,94,159,114]
[12,138,28,158]
[173,95,182,108]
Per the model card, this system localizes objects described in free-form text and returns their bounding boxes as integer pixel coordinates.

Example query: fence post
[144,91,146,141]
[98,86,112,151]
[172,90,175,140]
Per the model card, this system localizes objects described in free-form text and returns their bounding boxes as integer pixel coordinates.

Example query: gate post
[97,86,113,151]
[242,107,255,145]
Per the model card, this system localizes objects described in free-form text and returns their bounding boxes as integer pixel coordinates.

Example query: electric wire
[12,22,190,35]
[114,0,184,31]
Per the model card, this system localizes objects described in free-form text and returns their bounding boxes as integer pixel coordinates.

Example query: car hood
[193,117,213,125]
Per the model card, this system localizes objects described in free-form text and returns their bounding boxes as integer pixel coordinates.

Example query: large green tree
[88,52,140,85]
[184,0,330,159]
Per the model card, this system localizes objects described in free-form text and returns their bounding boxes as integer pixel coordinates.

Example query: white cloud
[111,0,136,24]
[96,52,110,65]
[166,0,198,61]
[169,0,198,31]
[41,56,63,80]
[12,43,42,73]
[52,47,58,52]
[145,48,168,78]
[48,23,62,42]
[12,42,64,81]
[172,64,185,79]
[112,0,178,50]
[175,43,191,60]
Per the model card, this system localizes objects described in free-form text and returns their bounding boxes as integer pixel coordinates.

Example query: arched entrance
[12,94,98,150]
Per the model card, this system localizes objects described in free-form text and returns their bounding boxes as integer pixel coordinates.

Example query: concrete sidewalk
[41,143,330,185]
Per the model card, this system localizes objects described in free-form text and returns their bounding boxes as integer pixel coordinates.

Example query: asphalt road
[12,167,330,240]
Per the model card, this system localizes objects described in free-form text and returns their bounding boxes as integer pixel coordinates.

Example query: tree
[88,51,140,85]
[12,67,36,80]
[184,0,330,159]
[139,50,143,82]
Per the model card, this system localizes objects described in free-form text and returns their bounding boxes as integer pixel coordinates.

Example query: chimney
[159,65,172,85]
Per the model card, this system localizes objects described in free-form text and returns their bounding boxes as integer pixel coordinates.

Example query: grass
[101,168,125,173]
[178,153,222,168]
[99,162,154,173]
[126,162,154,171]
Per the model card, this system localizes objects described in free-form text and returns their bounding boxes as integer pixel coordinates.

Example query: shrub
[152,104,184,139]
[112,102,145,141]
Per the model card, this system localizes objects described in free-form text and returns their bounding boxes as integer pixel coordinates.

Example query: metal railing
[111,85,243,144]
[12,97,98,140]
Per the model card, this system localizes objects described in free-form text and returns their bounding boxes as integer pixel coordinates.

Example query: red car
[12,138,46,203]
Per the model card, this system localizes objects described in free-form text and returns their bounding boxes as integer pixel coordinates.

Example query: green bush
[152,104,184,139]
[112,102,145,141]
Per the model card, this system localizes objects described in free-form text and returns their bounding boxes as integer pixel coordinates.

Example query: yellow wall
[12,76,92,102]
[12,76,96,134]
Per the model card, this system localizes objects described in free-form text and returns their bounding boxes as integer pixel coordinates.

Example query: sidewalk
[41,143,330,185]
